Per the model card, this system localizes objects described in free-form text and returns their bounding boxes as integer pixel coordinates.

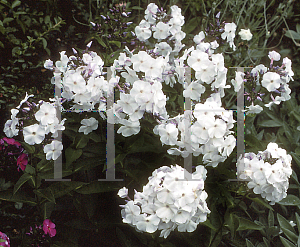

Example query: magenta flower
[0,231,10,247]
[17,153,28,171]
[2,137,21,147]
[43,219,56,237]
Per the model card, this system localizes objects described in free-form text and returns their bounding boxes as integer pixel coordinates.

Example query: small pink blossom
[17,153,28,171]
[43,219,56,237]
[0,231,10,247]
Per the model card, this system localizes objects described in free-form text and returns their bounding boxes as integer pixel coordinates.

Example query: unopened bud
[87,41,93,48]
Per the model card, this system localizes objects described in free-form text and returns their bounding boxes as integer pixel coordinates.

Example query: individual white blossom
[44,140,63,160]
[268,51,281,61]
[221,23,236,50]
[238,28,253,41]
[78,117,98,135]
[23,124,46,145]
[245,104,263,115]
[261,72,281,92]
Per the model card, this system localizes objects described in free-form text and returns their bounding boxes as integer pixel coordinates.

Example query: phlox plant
[0,2,298,246]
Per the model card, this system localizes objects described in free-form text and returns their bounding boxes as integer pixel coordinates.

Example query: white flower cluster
[3,94,65,160]
[237,143,292,205]
[44,48,112,114]
[185,46,229,99]
[154,93,236,167]
[135,3,185,53]
[118,164,210,238]
[233,50,293,115]
[111,78,168,137]
[111,3,233,139]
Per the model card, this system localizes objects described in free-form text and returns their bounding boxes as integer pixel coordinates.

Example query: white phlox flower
[44,140,63,160]
[238,28,253,41]
[237,143,292,205]
[78,117,98,135]
[118,164,210,238]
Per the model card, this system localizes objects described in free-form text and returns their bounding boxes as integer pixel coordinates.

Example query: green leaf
[277,195,300,206]
[281,228,298,244]
[236,217,263,231]
[21,141,35,153]
[0,189,37,206]
[24,164,35,175]
[268,210,274,227]
[277,214,297,235]
[295,213,300,232]
[41,37,47,49]
[201,219,217,231]
[93,36,107,48]
[75,181,119,194]
[34,188,56,204]
[65,147,82,169]
[290,152,300,168]
[109,40,121,48]
[224,211,237,237]
[11,0,21,9]
[131,6,144,10]
[285,30,300,40]
[13,173,32,195]
[41,201,55,220]
[184,17,199,34]
[258,120,282,127]
[74,134,90,149]
[248,197,274,211]
[296,23,300,34]
[283,122,294,143]
[88,132,102,142]
[279,236,296,247]
[246,239,255,247]
[3,17,14,24]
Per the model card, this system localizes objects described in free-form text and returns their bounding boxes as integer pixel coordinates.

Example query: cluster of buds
[90,2,134,45]
[204,12,226,42]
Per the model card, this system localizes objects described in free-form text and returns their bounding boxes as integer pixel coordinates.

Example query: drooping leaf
[34,188,56,204]
[247,196,274,211]
[11,0,21,9]
[279,236,296,247]
[268,210,274,228]
[41,201,55,220]
[285,30,300,40]
[65,147,82,169]
[13,173,33,195]
[258,120,282,127]
[75,181,119,194]
[0,189,37,206]
[291,152,300,168]
[246,239,255,247]
[20,141,35,153]
[277,195,300,206]
[236,217,263,231]
[277,213,297,235]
